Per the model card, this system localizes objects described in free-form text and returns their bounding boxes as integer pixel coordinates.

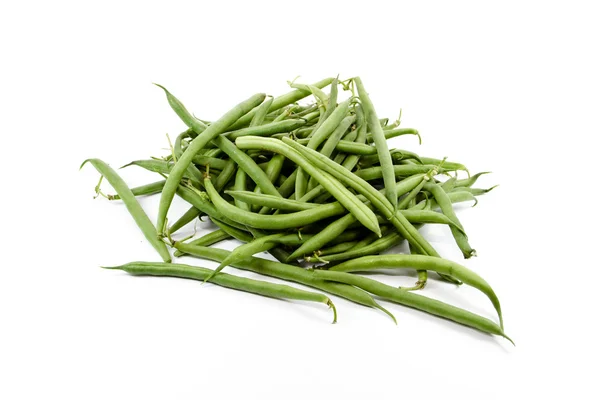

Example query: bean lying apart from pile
[83,77,510,342]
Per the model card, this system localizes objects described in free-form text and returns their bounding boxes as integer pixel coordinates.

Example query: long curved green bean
[310,269,510,341]
[81,159,171,262]
[225,190,320,211]
[328,254,503,328]
[104,261,336,323]
[226,119,306,140]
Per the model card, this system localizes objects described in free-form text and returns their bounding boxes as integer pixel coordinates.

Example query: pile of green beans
[83,76,510,342]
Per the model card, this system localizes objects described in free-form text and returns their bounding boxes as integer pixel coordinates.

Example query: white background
[1,1,599,399]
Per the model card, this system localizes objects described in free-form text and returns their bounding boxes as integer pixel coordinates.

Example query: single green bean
[109,180,165,200]
[81,159,171,262]
[105,261,336,322]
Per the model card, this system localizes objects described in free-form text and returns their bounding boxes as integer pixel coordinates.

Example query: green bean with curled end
[173,229,231,257]
[454,172,491,188]
[104,261,336,323]
[212,135,281,198]
[81,159,171,262]
[328,254,503,328]
[228,77,334,130]
[424,182,475,259]
[226,119,307,140]
[109,180,165,200]
[174,244,396,323]
[153,84,208,135]
[157,92,266,235]
[235,137,381,236]
[367,128,422,144]
[309,269,511,342]
[354,77,397,210]
[249,96,274,127]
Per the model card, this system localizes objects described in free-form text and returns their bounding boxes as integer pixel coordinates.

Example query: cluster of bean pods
[83,76,510,343]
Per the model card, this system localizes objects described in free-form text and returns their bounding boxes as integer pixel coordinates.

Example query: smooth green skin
[109,180,165,200]
[205,178,350,230]
[212,136,281,197]
[420,157,469,174]
[233,169,250,211]
[440,176,457,192]
[354,77,397,210]
[277,169,298,198]
[228,77,334,130]
[226,190,320,211]
[317,241,359,256]
[256,153,285,213]
[169,206,202,235]
[296,99,352,198]
[249,96,274,127]
[208,233,287,281]
[455,172,491,188]
[415,190,478,210]
[367,128,422,144]
[451,186,498,196]
[174,130,211,182]
[157,92,266,234]
[329,254,503,328]
[282,137,437,258]
[174,244,396,323]
[424,182,475,259]
[397,178,429,210]
[235,137,381,236]
[176,185,248,231]
[192,155,229,171]
[104,261,336,323]
[213,160,237,192]
[287,174,426,261]
[173,229,231,257]
[310,269,510,342]
[355,165,445,181]
[311,232,403,263]
[226,119,306,140]
[81,159,171,263]
[210,218,254,243]
[153,84,208,134]
[306,114,357,192]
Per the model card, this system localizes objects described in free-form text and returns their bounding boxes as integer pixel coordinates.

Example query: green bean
[228,77,334,130]
[153,85,208,135]
[354,164,444,181]
[212,135,281,197]
[174,244,396,323]
[235,137,381,236]
[210,218,254,243]
[109,180,165,200]
[173,229,231,257]
[256,153,285,213]
[226,190,320,211]
[311,232,403,263]
[157,92,266,234]
[104,261,336,322]
[249,96,274,127]
[424,182,475,258]
[367,128,421,144]
[354,77,397,210]
[169,206,202,235]
[233,169,250,212]
[328,254,503,328]
[295,99,352,198]
[81,159,171,262]
[440,175,458,192]
[421,157,469,175]
[310,269,510,341]
[205,177,349,230]
[207,233,287,281]
[226,119,306,140]
[192,155,229,171]
[455,172,491,188]
[213,160,237,192]
[317,241,360,256]
[405,242,428,290]
[452,186,498,196]
[176,185,248,231]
